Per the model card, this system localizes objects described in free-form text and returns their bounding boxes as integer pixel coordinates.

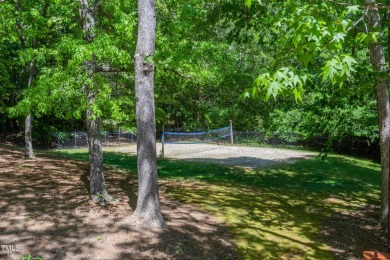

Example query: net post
[230,120,234,145]
[161,126,165,159]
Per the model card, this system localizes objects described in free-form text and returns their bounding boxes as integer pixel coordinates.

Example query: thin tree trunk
[24,111,34,158]
[79,0,110,202]
[388,12,390,64]
[133,0,165,227]
[25,60,36,159]
[366,1,390,238]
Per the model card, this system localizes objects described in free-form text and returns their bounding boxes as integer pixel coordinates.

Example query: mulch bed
[321,204,388,259]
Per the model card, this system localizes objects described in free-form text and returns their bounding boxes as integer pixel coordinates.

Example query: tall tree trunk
[366,0,390,236]
[25,60,36,159]
[79,0,110,202]
[133,0,165,227]
[86,84,110,202]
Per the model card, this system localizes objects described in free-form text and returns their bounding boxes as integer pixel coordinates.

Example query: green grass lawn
[46,148,381,259]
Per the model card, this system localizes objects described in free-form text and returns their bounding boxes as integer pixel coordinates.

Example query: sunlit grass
[45,148,381,259]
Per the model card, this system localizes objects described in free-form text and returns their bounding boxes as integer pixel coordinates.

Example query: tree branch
[164,68,193,79]
[14,0,26,48]
[354,25,367,32]
[94,65,130,73]
[328,0,390,9]
[350,7,370,33]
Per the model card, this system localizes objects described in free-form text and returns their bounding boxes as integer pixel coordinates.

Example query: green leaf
[292,87,302,102]
[355,32,369,44]
[340,19,349,29]
[245,0,252,8]
[321,59,338,83]
[298,53,314,66]
[342,55,357,69]
[266,81,284,100]
[274,70,289,82]
[333,32,346,42]
[346,5,360,14]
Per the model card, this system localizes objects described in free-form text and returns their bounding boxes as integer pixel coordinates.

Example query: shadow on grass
[173,155,314,169]
[0,146,236,259]
[46,149,382,259]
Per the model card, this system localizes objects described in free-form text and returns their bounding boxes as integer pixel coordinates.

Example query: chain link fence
[233,131,303,146]
[232,131,379,161]
[51,130,136,148]
[1,126,378,160]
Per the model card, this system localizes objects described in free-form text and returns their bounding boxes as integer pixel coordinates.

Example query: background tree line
[0,0,382,149]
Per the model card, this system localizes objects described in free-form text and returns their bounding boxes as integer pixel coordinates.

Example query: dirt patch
[321,204,387,259]
[0,146,236,260]
[111,143,316,169]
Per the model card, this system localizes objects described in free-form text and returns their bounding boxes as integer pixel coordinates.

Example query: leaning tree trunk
[79,0,111,202]
[133,0,165,227]
[25,60,36,159]
[366,0,390,236]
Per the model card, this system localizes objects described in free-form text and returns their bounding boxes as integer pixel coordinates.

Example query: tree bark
[24,111,34,158]
[79,0,97,42]
[79,0,111,202]
[366,0,390,236]
[86,85,110,202]
[133,0,165,227]
[24,60,36,159]
[388,12,390,64]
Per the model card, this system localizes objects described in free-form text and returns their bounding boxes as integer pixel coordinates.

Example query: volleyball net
[162,126,232,145]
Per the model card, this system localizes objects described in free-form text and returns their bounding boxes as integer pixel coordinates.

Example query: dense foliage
[0,0,387,149]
